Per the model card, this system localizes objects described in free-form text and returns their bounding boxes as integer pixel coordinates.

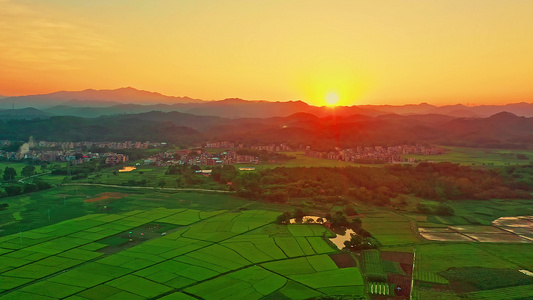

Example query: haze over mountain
[0,87,203,109]
[2,88,533,119]
[362,103,533,118]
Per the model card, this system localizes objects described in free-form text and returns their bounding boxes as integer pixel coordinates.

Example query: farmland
[403,146,533,166]
[1,156,533,299]
[0,208,365,299]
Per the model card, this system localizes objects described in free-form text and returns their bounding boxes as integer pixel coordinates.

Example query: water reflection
[289,216,326,224]
[329,228,355,250]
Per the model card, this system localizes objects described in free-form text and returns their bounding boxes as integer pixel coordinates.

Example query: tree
[34,178,51,190]
[275,211,292,224]
[21,165,36,177]
[343,205,357,216]
[435,203,455,216]
[330,211,349,228]
[23,183,38,193]
[4,185,23,197]
[293,208,305,222]
[350,218,362,231]
[3,167,17,181]
[344,235,379,251]
[416,203,432,214]
[261,190,289,203]
[166,165,179,175]
[158,179,166,188]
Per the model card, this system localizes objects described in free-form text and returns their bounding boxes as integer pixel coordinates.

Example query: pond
[289,215,326,224]
[329,228,355,250]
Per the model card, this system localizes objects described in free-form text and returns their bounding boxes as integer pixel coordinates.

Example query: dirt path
[17,171,52,183]
[62,182,232,193]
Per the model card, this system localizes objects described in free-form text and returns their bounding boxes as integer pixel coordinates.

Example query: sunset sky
[1,0,533,106]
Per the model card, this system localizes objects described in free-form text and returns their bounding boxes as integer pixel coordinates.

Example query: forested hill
[203,111,533,149]
[0,115,201,144]
[2,110,533,149]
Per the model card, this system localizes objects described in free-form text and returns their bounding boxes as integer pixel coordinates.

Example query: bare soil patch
[329,252,358,268]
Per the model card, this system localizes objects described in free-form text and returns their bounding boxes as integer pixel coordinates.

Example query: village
[1,139,445,168]
[0,140,144,165]
[305,145,446,163]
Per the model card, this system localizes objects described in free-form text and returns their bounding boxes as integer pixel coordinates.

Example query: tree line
[214,162,531,205]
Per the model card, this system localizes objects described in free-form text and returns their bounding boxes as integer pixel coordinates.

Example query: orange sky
[1,0,533,106]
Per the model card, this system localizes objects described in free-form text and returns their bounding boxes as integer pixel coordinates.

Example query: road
[61,182,232,193]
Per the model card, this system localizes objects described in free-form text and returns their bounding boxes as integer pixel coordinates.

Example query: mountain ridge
[1,88,533,119]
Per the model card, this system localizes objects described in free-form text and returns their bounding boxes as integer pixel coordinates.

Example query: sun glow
[325,92,340,106]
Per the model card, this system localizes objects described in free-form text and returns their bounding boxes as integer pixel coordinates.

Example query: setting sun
[325,92,340,106]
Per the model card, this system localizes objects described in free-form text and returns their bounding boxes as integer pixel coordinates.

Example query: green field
[0,161,68,181]
[0,208,365,299]
[2,150,533,299]
[79,163,222,190]
[412,243,533,298]
[362,212,419,246]
[0,185,249,236]
[361,250,388,281]
[1,184,533,299]
[404,146,533,166]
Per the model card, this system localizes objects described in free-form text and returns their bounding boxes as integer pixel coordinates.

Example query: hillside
[3,110,533,149]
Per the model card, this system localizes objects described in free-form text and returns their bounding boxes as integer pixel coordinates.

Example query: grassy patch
[439,267,533,291]
[362,250,388,282]
[403,146,533,166]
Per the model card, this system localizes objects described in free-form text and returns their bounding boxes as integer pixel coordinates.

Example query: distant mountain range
[0,87,203,109]
[2,107,533,149]
[360,102,533,118]
[1,87,533,119]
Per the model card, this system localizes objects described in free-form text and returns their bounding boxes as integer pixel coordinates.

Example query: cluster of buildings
[0,140,131,165]
[205,141,293,152]
[0,148,129,165]
[205,141,242,149]
[0,140,167,151]
[305,145,445,164]
[143,150,259,167]
[33,140,161,150]
[104,154,129,165]
[250,144,292,152]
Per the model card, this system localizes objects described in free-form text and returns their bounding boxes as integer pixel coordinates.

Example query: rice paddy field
[410,199,533,299]
[1,167,533,299]
[361,212,419,247]
[0,207,365,299]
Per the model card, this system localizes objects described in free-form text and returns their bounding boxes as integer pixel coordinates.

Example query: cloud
[0,0,116,71]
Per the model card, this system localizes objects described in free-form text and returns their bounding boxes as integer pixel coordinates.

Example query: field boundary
[62,183,232,193]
